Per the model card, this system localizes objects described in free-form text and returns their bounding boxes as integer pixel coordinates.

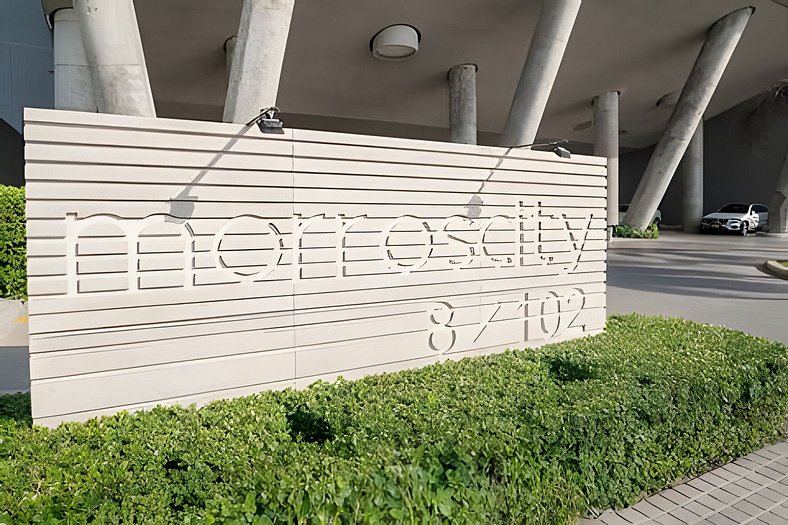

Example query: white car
[700,203,768,235]
[618,204,662,226]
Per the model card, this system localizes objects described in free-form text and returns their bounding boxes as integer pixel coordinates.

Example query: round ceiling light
[370,24,421,61]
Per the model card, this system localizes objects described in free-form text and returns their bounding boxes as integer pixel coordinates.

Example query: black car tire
[740,221,748,236]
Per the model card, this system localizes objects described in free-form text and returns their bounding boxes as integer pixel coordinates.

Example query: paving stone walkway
[580,442,788,525]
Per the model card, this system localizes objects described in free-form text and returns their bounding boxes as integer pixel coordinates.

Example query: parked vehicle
[618,204,662,226]
[700,203,768,236]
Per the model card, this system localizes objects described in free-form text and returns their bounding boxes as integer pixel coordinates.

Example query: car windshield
[718,204,749,214]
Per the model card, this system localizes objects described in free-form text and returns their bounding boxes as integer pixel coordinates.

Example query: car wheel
[740,221,749,236]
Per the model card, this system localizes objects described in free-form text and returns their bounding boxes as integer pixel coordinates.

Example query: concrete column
[449,64,477,145]
[73,0,156,117]
[623,7,754,229]
[593,91,619,227]
[680,121,704,233]
[499,0,582,147]
[224,0,296,124]
[53,9,97,112]
[769,154,788,234]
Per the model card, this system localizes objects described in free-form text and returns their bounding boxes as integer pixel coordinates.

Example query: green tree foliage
[0,185,26,299]
[613,223,659,239]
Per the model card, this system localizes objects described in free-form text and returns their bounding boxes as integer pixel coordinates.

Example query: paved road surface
[608,231,788,345]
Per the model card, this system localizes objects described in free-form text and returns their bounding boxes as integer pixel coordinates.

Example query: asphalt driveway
[607,230,788,345]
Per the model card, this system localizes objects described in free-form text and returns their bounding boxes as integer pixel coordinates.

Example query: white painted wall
[24,108,608,427]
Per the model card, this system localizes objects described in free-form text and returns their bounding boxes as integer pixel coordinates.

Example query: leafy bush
[1,315,787,524]
[613,223,659,239]
[0,392,31,426]
[0,185,26,299]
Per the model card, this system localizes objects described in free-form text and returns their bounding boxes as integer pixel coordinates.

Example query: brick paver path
[580,442,788,525]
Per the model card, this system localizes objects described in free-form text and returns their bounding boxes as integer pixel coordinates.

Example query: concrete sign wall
[25,108,608,427]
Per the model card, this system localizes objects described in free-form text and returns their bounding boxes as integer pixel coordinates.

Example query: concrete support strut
[53,8,97,112]
[449,64,478,145]
[680,121,704,233]
[593,91,619,227]
[224,0,296,124]
[500,0,582,147]
[73,0,155,117]
[769,154,788,234]
[623,6,754,230]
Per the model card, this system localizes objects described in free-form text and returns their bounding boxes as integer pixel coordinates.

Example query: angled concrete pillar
[53,9,97,112]
[593,91,619,227]
[623,7,754,230]
[680,121,704,233]
[224,0,296,124]
[73,0,156,117]
[769,154,788,234]
[500,0,582,147]
[449,64,478,145]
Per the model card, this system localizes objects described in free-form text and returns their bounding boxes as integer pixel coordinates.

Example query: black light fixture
[516,139,572,159]
[246,106,285,134]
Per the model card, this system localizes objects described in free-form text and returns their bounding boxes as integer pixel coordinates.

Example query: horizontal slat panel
[25,163,295,186]
[30,321,296,379]
[29,267,606,333]
[25,107,294,139]
[31,349,297,419]
[292,128,605,165]
[25,109,608,426]
[293,157,606,180]
[25,123,294,157]
[25,143,294,172]
[292,140,598,172]
[26,214,609,240]
[26,181,295,202]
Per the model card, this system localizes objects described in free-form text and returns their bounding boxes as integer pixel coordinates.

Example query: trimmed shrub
[613,223,659,239]
[0,185,26,299]
[0,392,31,426]
[1,315,787,524]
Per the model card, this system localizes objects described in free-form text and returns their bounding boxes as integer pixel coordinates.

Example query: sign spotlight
[246,107,285,134]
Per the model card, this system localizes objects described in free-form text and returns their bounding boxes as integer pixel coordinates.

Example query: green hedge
[1,315,787,524]
[613,223,659,239]
[0,392,31,427]
[0,185,26,299]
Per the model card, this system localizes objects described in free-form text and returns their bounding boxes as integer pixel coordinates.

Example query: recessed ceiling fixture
[370,24,421,61]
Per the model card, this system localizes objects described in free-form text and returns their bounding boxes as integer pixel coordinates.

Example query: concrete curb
[764,260,788,280]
